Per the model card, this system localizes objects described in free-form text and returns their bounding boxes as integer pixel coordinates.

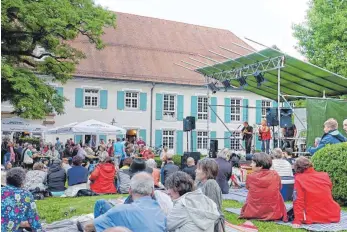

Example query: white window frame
[125,91,139,109]
[197,131,209,150]
[197,96,208,120]
[163,94,176,119]
[84,88,100,108]
[230,131,242,151]
[261,100,272,118]
[162,130,175,150]
[230,98,242,122]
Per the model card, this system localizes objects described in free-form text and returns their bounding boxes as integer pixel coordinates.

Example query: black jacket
[163,162,179,184]
[182,165,197,180]
[47,164,66,192]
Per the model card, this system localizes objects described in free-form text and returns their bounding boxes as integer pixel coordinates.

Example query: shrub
[18,137,40,146]
[311,142,347,205]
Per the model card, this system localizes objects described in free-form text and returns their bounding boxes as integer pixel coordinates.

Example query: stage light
[208,82,219,94]
[237,76,247,87]
[254,71,265,87]
[222,80,231,92]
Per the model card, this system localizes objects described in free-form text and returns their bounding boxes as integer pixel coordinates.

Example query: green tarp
[306,99,347,147]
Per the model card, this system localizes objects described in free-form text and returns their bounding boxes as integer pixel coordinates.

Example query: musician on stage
[281,124,297,150]
[241,122,253,154]
[258,119,271,154]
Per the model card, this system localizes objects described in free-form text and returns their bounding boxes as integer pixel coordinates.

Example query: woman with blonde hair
[215,148,232,194]
[24,162,47,192]
[258,119,271,154]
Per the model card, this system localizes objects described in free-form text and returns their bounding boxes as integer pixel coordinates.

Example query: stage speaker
[266,108,279,126]
[186,116,196,130]
[210,140,218,153]
[280,109,293,128]
[181,152,201,169]
[183,118,192,131]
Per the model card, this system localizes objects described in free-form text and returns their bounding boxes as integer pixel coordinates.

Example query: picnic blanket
[43,214,94,232]
[222,188,249,203]
[225,207,347,231]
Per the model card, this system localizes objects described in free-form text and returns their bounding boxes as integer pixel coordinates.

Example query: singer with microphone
[241,122,253,154]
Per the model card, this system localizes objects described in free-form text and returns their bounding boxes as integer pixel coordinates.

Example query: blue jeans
[94,200,113,218]
[261,140,270,154]
[3,152,10,164]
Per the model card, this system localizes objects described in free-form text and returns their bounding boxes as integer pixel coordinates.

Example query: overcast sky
[95,0,309,58]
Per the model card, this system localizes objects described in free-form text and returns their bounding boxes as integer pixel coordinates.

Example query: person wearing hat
[89,155,117,194]
[47,159,66,196]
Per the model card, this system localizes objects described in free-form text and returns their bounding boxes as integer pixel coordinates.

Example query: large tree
[293,0,347,77]
[1,0,116,119]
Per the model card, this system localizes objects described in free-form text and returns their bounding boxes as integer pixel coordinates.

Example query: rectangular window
[125,92,139,109]
[230,132,242,151]
[230,98,241,121]
[163,130,175,149]
[163,94,176,118]
[84,89,99,107]
[197,96,208,120]
[197,131,208,149]
[262,100,271,118]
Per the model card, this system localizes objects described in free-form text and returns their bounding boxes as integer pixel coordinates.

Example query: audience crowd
[1,117,346,231]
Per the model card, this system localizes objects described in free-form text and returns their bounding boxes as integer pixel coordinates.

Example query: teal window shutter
[284,102,290,108]
[242,99,249,122]
[74,135,82,144]
[155,94,163,120]
[256,100,262,124]
[210,97,217,123]
[116,134,125,139]
[139,129,147,144]
[224,131,231,148]
[99,135,107,143]
[273,101,278,108]
[255,135,262,151]
[56,87,64,97]
[176,130,184,155]
[177,95,184,121]
[100,90,108,109]
[192,131,197,152]
[117,91,125,110]
[210,131,217,139]
[75,88,83,108]
[224,98,231,123]
[140,93,147,111]
[155,130,162,147]
[191,96,197,120]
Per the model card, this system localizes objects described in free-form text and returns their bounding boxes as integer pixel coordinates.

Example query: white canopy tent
[1,117,47,133]
[47,119,126,135]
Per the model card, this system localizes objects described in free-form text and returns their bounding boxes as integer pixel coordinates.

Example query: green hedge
[18,137,40,146]
[311,142,347,206]
[154,154,207,168]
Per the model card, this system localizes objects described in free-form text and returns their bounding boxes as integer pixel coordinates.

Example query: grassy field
[36,195,309,232]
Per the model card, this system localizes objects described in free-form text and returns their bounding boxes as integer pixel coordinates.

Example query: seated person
[76,144,86,159]
[46,145,60,160]
[1,167,42,231]
[214,148,232,194]
[83,172,166,232]
[308,118,347,155]
[166,171,220,232]
[182,157,197,181]
[1,162,12,186]
[142,147,155,160]
[292,157,340,228]
[343,119,347,133]
[117,158,132,194]
[67,156,88,186]
[90,156,117,194]
[24,162,47,192]
[162,153,179,184]
[85,144,96,157]
[62,157,72,172]
[270,148,293,177]
[47,159,66,196]
[240,153,288,221]
[145,159,162,188]
[129,158,152,178]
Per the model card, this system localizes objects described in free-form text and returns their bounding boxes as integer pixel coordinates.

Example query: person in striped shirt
[270,148,293,177]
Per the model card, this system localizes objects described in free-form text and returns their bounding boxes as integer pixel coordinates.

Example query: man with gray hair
[308,118,347,155]
[182,157,197,180]
[83,172,166,232]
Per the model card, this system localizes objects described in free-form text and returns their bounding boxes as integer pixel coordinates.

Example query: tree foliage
[293,0,347,77]
[1,0,116,119]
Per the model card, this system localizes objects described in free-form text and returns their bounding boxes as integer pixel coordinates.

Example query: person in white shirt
[270,148,293,177]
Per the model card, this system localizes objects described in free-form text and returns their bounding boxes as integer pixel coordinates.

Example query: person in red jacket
[240,153,288,221]
[90,156,117,194]
[292,157,340,228]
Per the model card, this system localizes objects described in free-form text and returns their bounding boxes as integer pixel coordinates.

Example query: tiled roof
[71,12,252,86]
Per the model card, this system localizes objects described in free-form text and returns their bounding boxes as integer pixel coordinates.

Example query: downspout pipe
[150,82,155,147]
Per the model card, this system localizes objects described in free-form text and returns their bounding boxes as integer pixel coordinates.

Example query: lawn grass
[36,195,310,231]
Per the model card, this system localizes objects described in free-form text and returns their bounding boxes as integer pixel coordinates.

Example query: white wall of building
[3,77,271,154]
